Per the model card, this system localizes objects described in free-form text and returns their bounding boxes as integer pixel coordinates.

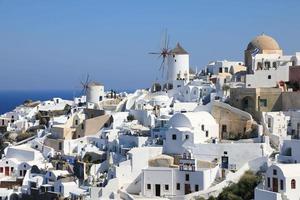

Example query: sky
[1,0,300,91]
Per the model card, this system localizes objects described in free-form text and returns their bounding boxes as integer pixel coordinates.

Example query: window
[265,61,271,69]
[59,142,62,151]
[147,184,151,190]
[268,75,271,79]
[11,167,13,172]
[280,179,284,190]
[260,99,267,107]
[201,125,205,131]
[81,123,84,130]
[172,134,177,140]
[0,167,3,173]
[165,184,169,191]
[206,131,209,137]
[185,174,189,181]
[291,179,296,189]
[185,135,189,140]
[176,183,180,190]
[257,62,262,70]
[177,85,181,88]
[59,186,62,193]
[273,62,277,68]
[273,169,277,175]
[20,170,22,176]
[267,177,271,187]
[267,118,271,128]
[195,184,199,191]
[224,67,228,73]
[219,68,223,73]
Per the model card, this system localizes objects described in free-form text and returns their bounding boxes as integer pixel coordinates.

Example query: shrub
[217,171,261,200]
[127,114,135,121]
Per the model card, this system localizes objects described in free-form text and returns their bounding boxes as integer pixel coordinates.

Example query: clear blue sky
[1,0,300,91]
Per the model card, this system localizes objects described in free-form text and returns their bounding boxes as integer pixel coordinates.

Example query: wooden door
[185,184,191,194]
[272,177,278,192]
[5,167,9,176]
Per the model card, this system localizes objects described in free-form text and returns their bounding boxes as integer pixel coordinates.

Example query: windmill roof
[88,82,103,86]
[171,43,188,54]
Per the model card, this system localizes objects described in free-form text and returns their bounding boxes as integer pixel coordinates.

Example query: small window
[165,184,169,191]
[59,186,62,193]
[273,62,277,68]
[201,125,205,131]
[219,68,223,73]
[267,177,271,187]
[147,184,151,190]
[0,167,3,173]
[59,142,62,151]
[185,135,189,140]
[20,170,22,176]
[185,174,189,181]
[176,183,180,190]
[267,118,271,128]
[206,131,209,137]
[81,123,84,130]
[195,184,199,191]
[172,134,177,140]
[265,61,271,68]
[260,99,267,107]
[224,67,228,73]
[291,179,296,189]
[280,179,284,190]
[11,167,14,172]
[273,169,277,175]
[268,75,271,79]
[75,120,78,125]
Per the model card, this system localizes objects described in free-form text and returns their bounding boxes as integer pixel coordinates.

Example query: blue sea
[0,90,77,114]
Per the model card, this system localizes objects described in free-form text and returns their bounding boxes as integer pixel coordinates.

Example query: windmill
[80,74,91,96]
[149,30,172,78]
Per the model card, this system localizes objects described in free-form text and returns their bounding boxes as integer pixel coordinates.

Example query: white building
[177,79,215,103]
[246,54,291,88]
[262,112,289,137]
[167,43,190,85]
[141,152,219,198]
[206,60,244,76]
[86,82,105,104]
[277,139,300,164]
[255,163,300,200]
[164,111,219,155]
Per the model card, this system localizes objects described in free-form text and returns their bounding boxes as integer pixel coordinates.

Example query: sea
[0,90,77,115]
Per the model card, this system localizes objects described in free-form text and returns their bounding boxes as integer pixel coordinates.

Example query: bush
[127,114,135,121]
[217,171,261,200]
[16,132,35,142]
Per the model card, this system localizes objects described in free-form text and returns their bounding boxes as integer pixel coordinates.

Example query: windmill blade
[149,52,161,54]
[85,74,90,86]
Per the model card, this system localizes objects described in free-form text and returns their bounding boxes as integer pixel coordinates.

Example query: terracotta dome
[246,34,281,51]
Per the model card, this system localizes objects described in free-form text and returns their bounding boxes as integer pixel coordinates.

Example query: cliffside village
[1,34,300,200]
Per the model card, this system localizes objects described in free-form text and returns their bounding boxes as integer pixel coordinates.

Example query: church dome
[246,34,281,51]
